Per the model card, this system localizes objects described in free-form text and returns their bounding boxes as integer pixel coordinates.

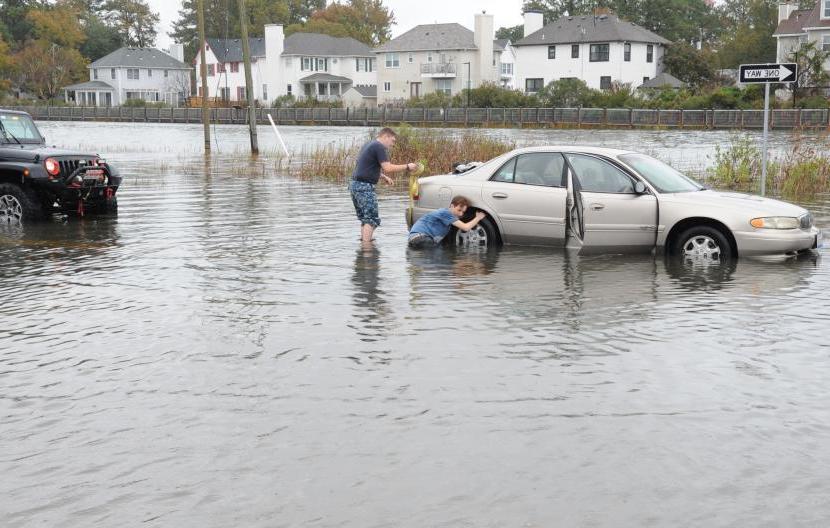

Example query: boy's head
[449,196,470,217]
[377,127,398,148]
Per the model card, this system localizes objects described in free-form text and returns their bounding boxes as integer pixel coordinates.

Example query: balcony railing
[420,63,457,77]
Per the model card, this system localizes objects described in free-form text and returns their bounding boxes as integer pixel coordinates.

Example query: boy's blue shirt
[409,208,457,241]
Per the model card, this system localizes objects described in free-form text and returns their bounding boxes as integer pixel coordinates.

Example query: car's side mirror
[634,181,647,194]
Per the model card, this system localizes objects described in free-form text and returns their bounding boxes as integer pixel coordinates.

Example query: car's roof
[0,108,32,117]
[508,145,636,157]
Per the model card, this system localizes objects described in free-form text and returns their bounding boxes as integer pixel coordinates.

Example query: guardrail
[6,106,830,129]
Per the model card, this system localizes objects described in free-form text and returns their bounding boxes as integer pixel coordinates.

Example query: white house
[512,10,670,92]
[774,0,830,73]
[495,38,517,89]
[373,13,508,105]
[63,45,191,106]
[195,27,376,105]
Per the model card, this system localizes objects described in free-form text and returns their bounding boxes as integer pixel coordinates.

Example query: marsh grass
[288,126,515,186]
[707,131,830,197]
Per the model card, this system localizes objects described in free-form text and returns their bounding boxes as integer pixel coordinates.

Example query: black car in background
[0,109,121,222]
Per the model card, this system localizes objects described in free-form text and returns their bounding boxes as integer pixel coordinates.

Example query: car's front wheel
[452,215,499,249]
[0,183,45,224]
[674,225,733,263]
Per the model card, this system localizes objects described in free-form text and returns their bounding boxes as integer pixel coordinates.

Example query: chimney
[474,11,494,86]
[523,9,544,37]
[264,24,285,59]
[167,43,184,62]
[778,1,798,24]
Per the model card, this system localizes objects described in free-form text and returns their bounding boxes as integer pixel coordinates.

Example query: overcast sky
[148,0,527,49]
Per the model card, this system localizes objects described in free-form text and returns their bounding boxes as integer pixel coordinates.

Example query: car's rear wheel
[452,215,498,249]
[674,225,733,263]
[0,183,45,223]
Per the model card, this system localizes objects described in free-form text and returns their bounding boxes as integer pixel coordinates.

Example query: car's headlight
[750,216,799,229]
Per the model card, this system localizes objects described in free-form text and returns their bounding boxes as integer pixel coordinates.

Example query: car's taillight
[44,158,60,177]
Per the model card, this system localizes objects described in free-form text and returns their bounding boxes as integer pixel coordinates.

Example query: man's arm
[452,211,486,232]
[381,161,416,174]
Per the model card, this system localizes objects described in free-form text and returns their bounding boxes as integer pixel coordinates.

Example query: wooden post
[197,0,211,151]
[797,108,803,129]
[679,109,684,129]
[740,109,744,129]
[577,108,582,128]
[238,0,258,154]
[629,108,634,128]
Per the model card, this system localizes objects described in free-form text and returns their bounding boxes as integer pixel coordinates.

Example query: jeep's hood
[0,144,98,163]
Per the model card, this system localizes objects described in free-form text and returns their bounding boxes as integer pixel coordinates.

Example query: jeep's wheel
[87,196,118,215]
[0,183,44,223]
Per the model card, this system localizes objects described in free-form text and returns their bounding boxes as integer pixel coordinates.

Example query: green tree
[715,0,778,68]
[663,42,716,88]
[521,0,599,20]
[496,25,523,42]
[79,14,122,60]
[13,40,87,99]
[788,41,830,105]
[0,35,12,96]
[285,0,395,46]
[102,0,160,47]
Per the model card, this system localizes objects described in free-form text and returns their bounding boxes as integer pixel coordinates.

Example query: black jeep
[0,109,121,223]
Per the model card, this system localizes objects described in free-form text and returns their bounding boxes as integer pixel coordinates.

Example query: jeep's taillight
[44,158,60,177]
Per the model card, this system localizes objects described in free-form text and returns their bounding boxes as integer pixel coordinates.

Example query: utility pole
[197,0,210,152]
[238,0,259,154]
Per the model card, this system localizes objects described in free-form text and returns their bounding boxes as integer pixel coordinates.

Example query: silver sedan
[406,146,822,260]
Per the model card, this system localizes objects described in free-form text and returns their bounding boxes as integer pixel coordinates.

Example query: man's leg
[361,223,375,243]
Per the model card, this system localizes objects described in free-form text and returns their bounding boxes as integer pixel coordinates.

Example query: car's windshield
[0,112,43,144]
[618,153,703,193]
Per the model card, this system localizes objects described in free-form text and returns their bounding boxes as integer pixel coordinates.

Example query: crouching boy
[407,196,486,249]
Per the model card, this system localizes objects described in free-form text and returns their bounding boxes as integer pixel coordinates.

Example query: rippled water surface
[2,123,830,527]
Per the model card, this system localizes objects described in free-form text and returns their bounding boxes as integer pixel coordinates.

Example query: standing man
[350,127,418,243]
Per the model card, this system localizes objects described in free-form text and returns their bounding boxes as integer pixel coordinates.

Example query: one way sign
[739,63,797,83]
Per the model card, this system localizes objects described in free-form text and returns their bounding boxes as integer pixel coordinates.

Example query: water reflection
[349,243,390,345]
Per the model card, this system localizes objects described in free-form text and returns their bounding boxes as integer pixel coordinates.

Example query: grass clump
[707,132,830,196]
[290,126,515,186]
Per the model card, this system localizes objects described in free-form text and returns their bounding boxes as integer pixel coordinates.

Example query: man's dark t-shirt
[351,140,390,184]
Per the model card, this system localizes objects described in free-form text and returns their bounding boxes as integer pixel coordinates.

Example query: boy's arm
[381,161,416,174]
[452,211,486,232]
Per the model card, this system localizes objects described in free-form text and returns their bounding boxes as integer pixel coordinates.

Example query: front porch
[63,81,116,107]
[299,73,352,101]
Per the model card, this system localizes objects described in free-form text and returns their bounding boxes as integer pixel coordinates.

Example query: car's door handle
[590,203,605,210]
[491,192,508,199]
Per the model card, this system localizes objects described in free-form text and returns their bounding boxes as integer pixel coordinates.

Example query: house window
[825,0,830,18]
[318,83,327,96]
[571,44,579,58]
[501,63,513,75]
[93,69,98,80]
[383,81,391,92]
[111,68,116,79]
[525,78,544,93]
[823,35,830,52]
[287,84,292,96]
[231,62,239,73]
[164,70,169,78]
[315,58,328,71]
[127,68,139,80]
[643,76,650,84]
[435,78,452,95]
[356,58,361,71]
[590,43,610,62]
[624,43,631,62]
[427,52,433,63]
[147,69,152,77]
[263,84,268,101]
[647,44,654,63]
[302,57,311,71]
[218,63,225,73]
[385,53,400,68]
[207,64,214,77]
[237,86,246,100]
[548,45,556,59]
[369,59,375,72]
[408,53,413,63]
[600,76,612,90]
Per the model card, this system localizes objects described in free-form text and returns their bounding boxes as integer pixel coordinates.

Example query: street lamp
[462,62,471,107]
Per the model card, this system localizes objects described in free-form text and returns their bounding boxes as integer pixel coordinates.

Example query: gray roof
[349,85,377,97]
[206,38,266,62]
[283,32,373,56]
[640,72,687,89]
[89,47,190,69]
[493,38,509,51]
[375,23,477,52]
[299,73,353,83]
[514,15,671,46]
[63,81,115,91]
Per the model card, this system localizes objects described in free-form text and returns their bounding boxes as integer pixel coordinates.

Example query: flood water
[2,122,830,527]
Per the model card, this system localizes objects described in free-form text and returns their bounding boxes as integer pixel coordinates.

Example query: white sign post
[739,63,797,196]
